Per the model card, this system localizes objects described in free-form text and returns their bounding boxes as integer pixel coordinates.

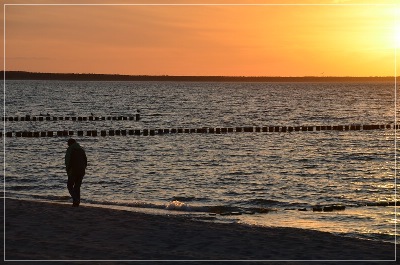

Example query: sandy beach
[2,198,398,264]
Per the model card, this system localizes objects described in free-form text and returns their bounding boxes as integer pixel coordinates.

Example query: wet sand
[3,198,398,264]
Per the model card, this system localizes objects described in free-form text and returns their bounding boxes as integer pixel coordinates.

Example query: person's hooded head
[68,138,76,147]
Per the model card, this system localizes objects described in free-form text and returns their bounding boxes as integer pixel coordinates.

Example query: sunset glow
[2,0,399,76]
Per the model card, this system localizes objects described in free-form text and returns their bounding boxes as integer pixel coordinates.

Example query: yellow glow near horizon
[396,20,400,49]
[383,7,400,49]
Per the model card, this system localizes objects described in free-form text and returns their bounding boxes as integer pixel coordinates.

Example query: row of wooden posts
[2,114,141,122]
[1,124,396,138]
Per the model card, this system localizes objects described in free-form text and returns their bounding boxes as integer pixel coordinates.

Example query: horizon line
[1,71,398,79]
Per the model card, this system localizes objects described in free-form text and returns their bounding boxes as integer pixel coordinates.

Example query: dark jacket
[65,142,87,177]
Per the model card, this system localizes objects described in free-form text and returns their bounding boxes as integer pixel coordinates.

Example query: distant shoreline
[1,71,397,82]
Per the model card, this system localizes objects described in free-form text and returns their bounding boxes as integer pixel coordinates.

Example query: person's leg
[72,175,83,206]
[67,175,76,202]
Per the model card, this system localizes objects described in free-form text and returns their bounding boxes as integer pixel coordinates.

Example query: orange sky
[2,0,399,76]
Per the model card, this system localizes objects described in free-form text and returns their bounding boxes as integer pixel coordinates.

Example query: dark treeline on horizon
[1,71,396,82]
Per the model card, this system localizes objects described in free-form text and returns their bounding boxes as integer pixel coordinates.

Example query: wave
[6,193,399,217]
[85,199,278,215]
[6,192,71,202]
[249,198,282,206]
[336,232,397,244]
[165,200,191,211]
[170,196,208,202]
[8,185,36,191]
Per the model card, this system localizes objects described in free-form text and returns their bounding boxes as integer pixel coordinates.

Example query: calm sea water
[2,80,399,244]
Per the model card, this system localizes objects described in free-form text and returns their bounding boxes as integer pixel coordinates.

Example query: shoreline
[3,71,397,82]
[3,198,398,262]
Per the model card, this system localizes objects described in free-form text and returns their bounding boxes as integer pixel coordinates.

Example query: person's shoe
[72,202,79,207]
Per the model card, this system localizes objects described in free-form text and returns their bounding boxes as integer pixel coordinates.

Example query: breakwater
[2,124,396,137]
[2,114,140,122]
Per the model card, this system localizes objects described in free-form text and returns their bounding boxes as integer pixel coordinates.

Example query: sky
[2,0,400,76]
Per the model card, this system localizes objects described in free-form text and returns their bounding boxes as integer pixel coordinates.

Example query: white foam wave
[165,200,191,211]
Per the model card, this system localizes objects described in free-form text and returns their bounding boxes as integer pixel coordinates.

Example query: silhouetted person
[65,138,87,207]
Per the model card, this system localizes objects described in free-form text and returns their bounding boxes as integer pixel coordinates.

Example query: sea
[2,80,399,244]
